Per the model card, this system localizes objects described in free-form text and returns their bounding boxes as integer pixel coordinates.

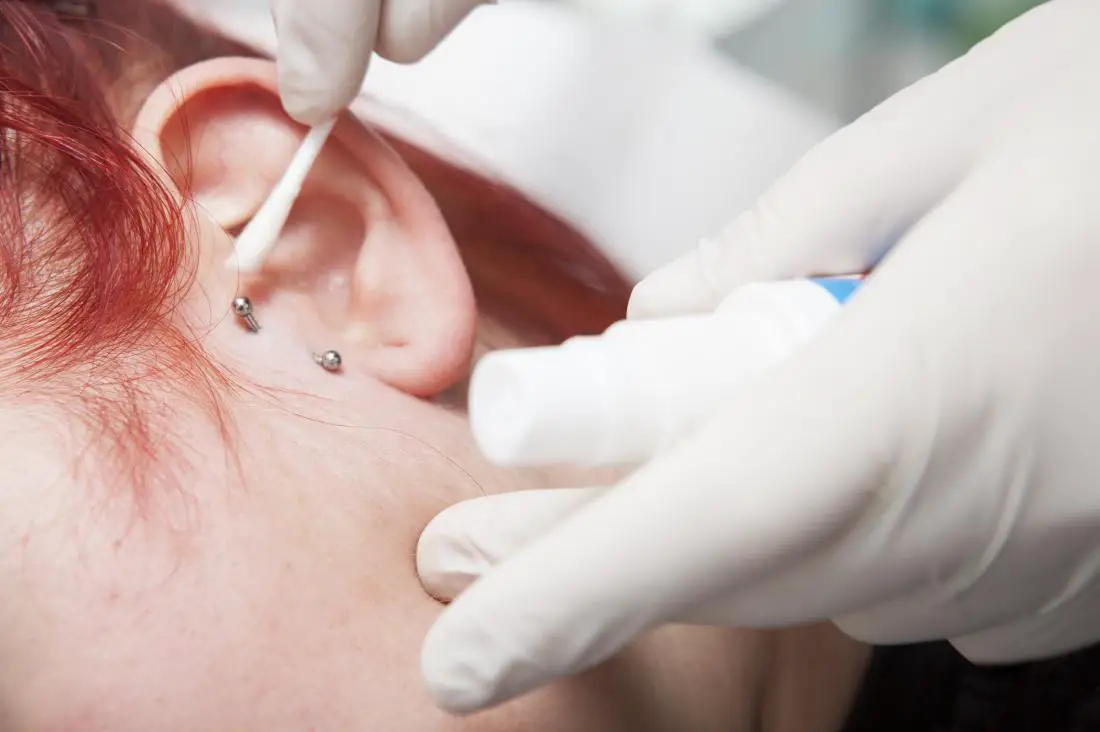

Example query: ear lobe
[130,58,476,397]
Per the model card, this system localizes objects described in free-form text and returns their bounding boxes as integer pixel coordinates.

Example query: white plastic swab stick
[225,119,337,274]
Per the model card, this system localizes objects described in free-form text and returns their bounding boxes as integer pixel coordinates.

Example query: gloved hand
[271,0,489,124]
[416,0,1100,714]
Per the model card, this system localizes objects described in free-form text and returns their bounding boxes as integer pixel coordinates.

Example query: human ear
[130,57,476,397]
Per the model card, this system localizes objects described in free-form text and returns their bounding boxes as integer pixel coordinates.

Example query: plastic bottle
[468,276,862,468]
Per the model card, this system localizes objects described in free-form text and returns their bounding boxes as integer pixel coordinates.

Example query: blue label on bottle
[810,276,862,304]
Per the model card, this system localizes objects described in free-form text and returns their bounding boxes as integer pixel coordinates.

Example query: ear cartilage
[225,118,337,274]
[232,295,261,332]
[313,350,343,373]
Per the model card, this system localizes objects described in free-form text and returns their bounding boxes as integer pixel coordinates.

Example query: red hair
[0,1,633,518]
[0,1,235,516]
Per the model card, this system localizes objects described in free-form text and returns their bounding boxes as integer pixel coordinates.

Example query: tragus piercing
[313,350,343,373]
[232,296,261,332]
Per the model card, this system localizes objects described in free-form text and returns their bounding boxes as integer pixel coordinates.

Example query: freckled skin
[0,371,867,732]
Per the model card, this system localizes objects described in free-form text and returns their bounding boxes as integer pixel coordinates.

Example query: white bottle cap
[469,278,851,468]
[469,339,618,467]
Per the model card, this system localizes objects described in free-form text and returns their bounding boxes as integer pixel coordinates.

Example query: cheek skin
[0,392,636,731]
[0,384,858,732]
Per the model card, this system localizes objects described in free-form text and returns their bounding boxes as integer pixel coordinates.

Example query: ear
[130,57,476,397]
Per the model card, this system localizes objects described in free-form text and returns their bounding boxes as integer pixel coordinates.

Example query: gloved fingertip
[421,612,511,714]
[627,238,725,318]
[276,66,335,126]
[417,488,604,603]
[280,95,332,127]
[416,510,492,603]
[276,47,364,125]
[421,663,496,715]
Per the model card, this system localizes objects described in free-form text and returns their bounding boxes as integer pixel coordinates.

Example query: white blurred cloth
[170,0,835,279]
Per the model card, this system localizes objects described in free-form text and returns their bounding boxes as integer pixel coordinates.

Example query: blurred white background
[721,0,1044,120]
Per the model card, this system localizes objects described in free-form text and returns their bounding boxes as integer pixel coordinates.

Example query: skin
[0,57,868,731]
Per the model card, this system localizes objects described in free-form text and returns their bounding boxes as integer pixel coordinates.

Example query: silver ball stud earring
[232,296,261,332]
[313,350,343,372]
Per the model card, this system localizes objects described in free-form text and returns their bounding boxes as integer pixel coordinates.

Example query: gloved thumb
[417,488,603,602]
[272,0,381,124]
[376,0,492,64]
[627,77,980,319]
[273,0,491,125]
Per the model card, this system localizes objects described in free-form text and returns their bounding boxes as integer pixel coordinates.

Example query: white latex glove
[271,0,489,124]
[416,0,1100,714]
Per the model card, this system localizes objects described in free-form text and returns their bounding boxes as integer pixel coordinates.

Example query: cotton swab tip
[225,119,337,274]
